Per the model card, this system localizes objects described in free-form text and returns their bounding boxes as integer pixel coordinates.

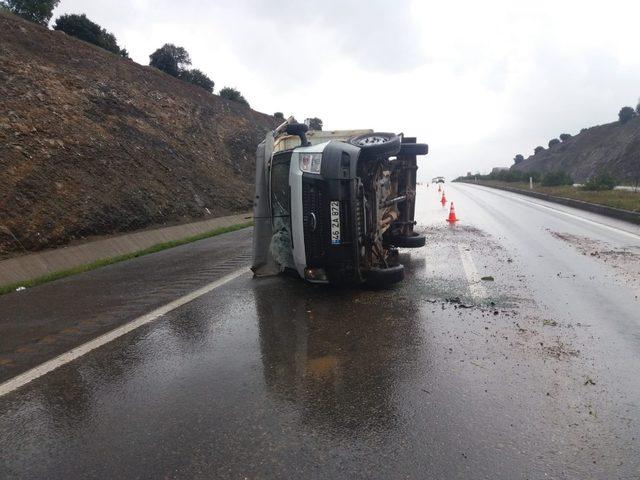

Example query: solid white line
[0,267,249,398]
[457,245,488,301]
[462,184,640,240]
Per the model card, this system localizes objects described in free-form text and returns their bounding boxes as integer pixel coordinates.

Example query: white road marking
[0,267,250,398]
[462,184,640,240]
[457,245,488,301]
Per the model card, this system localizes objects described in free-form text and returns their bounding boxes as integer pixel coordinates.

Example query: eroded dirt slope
[0,12,277,256]
[512,118,640,183]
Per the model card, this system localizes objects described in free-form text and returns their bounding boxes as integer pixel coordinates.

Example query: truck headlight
[299,153,322,174]
[304,267,328,283]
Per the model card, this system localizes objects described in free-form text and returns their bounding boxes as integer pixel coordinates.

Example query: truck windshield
[270,153,294,269]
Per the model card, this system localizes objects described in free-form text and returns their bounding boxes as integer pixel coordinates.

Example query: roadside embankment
[456,180,640,225]
[0,213,252,293]
[0,12,276,256]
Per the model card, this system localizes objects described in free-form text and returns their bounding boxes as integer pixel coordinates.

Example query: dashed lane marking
[457,245,488,301]
[0,267,250,398]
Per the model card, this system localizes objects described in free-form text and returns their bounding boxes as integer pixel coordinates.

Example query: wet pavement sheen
[1,184,639,479]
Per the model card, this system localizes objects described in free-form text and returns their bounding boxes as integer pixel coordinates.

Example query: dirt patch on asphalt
[548,230,640,288]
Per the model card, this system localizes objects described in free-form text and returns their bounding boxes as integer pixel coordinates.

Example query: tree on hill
[513,154,524,164]
[636,101,640,115]
[219,87,249,106]
[534,146,545,154]
[53,14,128,58]
[306,117,323,131]
[149,44,191,78]
[548,138,560,148]
[274,112,285,121]
[4,0,59,25]
[179,69,214,93]
[559,133,572,142]
[618,106,635,123]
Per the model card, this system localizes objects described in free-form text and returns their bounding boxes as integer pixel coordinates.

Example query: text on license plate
[330,201,341,245]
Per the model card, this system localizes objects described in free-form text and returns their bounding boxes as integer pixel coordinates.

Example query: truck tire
[349,132,401,158]
[398,143,429,156]
[388,232,426,248]
[362,264,405,288]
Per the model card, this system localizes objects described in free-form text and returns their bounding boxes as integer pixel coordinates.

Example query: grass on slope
[477,181,640,212]
[0,221,253,296]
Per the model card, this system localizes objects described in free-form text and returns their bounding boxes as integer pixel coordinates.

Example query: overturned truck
[252,118,428,287]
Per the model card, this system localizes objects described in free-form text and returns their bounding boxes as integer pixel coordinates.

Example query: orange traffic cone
[446,202,458,223]
[440,192,447,206]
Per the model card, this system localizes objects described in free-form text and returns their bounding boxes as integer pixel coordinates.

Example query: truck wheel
[363,264,404,288]
[398,143,429,156]
[349,132,401,158]
[389,233,426,248]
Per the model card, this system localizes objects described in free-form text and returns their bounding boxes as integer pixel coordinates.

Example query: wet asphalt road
[1,183,639,479]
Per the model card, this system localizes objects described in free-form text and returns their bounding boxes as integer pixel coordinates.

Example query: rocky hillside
[512,117,640,184]
[0,11,277,257]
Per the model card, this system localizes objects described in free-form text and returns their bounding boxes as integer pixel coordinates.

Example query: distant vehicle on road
[432,176,445,183]
[252,117,429,287]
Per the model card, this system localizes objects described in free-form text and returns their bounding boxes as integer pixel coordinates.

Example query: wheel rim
[354,135,390,146]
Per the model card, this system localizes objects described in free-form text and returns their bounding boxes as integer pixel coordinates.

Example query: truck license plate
[330,201,341,245]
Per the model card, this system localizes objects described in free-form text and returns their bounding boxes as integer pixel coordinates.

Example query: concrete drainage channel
[0,213,253,294]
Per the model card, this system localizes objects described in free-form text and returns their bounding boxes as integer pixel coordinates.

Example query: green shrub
[219,87,249,106]
[618,106,635,123]
[582,171,617,191]
[541,170,573,186]
[534,146,544,154]
[513,154,524,164]
[53,14,128,57]
[548,138,560,147]
[149,44,191,78]
[307,117,323,131]
[559,133,572,142]
[179,69,214,92]
[4,0,59,25]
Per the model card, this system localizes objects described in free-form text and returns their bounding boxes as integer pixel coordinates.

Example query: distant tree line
[5,1,327,121]
[456,169,616,190]
[2,0,252,104]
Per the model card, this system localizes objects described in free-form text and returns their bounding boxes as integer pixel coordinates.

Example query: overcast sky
[53,0,640,181]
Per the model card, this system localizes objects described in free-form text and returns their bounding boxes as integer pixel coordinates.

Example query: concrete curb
[458,181,640,225]
[0,213,252,286]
